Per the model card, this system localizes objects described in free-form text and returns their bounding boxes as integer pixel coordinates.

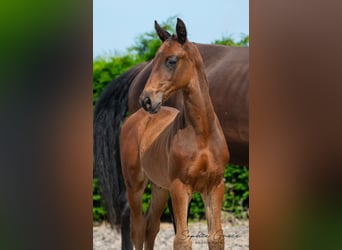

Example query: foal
[120,18,229,249]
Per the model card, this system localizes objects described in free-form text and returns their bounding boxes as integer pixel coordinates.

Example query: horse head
[140,18,197,114]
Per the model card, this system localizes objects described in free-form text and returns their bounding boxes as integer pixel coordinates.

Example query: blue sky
[93,0,249,58]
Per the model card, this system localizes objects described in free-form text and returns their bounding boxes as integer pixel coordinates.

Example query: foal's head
[140,18,200,114]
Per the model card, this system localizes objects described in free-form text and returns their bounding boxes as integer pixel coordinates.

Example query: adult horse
[94,19,248,250]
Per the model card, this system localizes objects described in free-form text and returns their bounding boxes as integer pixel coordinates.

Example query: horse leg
[126,177,148,250]
[170,179,192,250]
[144,183,168,250]
[201,180,225,250]
[120,200,133,250]
[167,197,177,233]
[168,196,191,235]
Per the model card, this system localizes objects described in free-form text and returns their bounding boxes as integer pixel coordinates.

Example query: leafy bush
[214,35,249,47]
[93,17,249,221]
[93,54,142,105]
[128,16,176,61]
[189,192,206,220]
[223,164,249,218]
[189,164,249,220]
[93,179,107,221]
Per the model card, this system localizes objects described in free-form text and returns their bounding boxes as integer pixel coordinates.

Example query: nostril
[144,97,151,109]
[144,97,151,104]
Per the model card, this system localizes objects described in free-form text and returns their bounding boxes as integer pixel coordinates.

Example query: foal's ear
[176,18,187,44]
[154,20,171,42]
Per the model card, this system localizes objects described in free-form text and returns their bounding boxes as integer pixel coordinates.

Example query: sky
[93,0,249,58]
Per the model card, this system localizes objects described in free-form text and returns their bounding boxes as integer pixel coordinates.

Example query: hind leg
[201,180,225,250]
[120,200,133,250]
[144,183,168,250]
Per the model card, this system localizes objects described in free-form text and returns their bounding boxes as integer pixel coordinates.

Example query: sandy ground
[93,216,249,250]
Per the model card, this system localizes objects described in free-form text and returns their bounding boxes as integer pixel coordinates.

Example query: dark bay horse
[94,19,248,250]
[120,18,229,249]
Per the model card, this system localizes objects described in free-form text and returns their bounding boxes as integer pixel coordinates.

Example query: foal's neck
[182,60,216,141]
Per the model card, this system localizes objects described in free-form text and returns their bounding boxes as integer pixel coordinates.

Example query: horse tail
[94,62,146,227]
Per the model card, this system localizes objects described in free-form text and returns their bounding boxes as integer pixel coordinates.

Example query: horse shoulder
[208,122,230,167]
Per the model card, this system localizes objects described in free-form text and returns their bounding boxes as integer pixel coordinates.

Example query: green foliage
[128,16,176,61]
[127,164,249,221]
[93,17,249,221]
[187,164,249,220]
[213,35,249,47]
[223,165,249,218]
[189,192,206,220]
[93,54,143,105]
[93,17,177,106]
[92,164,249,222]
[141,182,171,221]
[142,182,151,214]
[93,179,107,221]
[128,32,161,61]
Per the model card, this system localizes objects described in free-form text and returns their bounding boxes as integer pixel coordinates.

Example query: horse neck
[181,61,216,140]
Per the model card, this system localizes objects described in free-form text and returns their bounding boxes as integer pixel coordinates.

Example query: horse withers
[120,18,229,250]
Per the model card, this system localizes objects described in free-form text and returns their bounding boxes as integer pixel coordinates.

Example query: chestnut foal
[120,18,229,249]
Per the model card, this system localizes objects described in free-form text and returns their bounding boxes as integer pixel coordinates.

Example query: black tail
[94,63,146,227]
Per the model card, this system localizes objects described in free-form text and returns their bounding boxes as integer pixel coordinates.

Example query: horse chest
[170,129,227,192]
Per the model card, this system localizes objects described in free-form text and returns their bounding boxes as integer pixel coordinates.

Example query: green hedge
[93,164,249,221]
[93,17,249,221]
[93,178,107,221]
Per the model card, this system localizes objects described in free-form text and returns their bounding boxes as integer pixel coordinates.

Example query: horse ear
[176,18,187,44]
[154,20,171,42]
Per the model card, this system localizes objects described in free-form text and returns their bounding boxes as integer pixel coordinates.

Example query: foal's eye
[166,56,178,69]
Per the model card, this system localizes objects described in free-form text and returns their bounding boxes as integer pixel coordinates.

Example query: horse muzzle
[139,91,163,114]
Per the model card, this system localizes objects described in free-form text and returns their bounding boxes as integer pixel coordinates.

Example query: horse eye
[166,56,178,69]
